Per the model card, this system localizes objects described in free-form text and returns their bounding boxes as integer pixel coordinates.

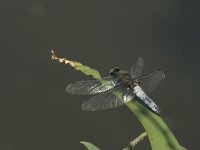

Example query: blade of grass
[51,50,186,150]
[126,102,181,150]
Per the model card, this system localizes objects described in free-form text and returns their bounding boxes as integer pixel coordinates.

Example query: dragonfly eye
[110,67,120,75]
[114,67,120,72]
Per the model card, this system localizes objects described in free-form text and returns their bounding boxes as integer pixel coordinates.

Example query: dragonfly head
[110,67,120,76]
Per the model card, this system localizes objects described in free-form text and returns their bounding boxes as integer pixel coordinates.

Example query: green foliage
[126,102,181,150]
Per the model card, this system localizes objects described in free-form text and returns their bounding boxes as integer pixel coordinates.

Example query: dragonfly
[66,57,165,115]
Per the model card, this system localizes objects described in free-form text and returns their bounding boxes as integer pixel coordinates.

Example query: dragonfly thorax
[111,69,138,89]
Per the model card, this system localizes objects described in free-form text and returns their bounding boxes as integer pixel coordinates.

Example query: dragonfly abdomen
[133,85,160,115]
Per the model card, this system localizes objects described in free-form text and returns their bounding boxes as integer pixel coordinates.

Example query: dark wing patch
[81,86,135,111]
[139,70,165,94]
[130,57,144,77]
[66,76,120,95]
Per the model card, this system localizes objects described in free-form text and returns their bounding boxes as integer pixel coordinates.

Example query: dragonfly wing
[81,86,135,111]
[134,85,160,115]
[66,76,120,95]
[130,57,144,77]
[139,69,165,94]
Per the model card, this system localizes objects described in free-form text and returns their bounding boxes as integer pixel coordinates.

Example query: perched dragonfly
[66,57,165,115]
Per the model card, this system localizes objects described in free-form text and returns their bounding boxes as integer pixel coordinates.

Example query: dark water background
[0,0,199,150]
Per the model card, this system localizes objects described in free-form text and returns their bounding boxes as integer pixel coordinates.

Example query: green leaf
[126,102,181,150]
[80,141,101,150]
[75,64,101,79]
[51,51,186,150]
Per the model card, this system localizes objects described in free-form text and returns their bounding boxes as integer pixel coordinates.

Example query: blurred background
[0,0,199,149]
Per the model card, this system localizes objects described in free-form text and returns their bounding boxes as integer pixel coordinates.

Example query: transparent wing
[81,86,135,111]
[139,69,165,94]
[130,57,144,77]
[66,76,120,95]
